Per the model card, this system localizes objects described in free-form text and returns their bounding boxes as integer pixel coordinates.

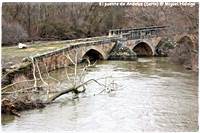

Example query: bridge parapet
[109,26,167,40]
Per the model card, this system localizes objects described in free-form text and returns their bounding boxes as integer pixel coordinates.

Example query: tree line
[2,2,199,46]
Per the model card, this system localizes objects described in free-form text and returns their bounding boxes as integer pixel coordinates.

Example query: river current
[1,57,198,132]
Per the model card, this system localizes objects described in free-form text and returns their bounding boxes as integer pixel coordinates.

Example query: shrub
[2,20,28,45]
[39,22,67,39]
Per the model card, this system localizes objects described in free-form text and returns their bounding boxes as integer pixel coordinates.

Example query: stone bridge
[109,26,197,56]
[31,37,118,72]
[31,26,197,72]
[2,26,197,87]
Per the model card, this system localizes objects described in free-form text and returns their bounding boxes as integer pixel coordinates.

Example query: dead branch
[35,59,48,86]
[47,78,107,103]
[2,78,42,92]
[74,52,78,86]
[43,61,60,84]
[65,54,75,65]
[31,57,37,88]
[2,85,44,95]
[64,67,73,86]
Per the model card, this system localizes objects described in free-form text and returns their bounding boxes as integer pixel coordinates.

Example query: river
[1,57,198,132]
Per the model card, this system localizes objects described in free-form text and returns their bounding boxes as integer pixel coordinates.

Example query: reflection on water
[2,57,198,132]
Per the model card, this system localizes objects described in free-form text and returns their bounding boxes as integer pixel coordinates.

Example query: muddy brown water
[1,57,198,132]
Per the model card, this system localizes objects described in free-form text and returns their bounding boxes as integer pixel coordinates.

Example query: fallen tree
[2,50,118,116]
[2,98,45,117]
[47,78,108,103]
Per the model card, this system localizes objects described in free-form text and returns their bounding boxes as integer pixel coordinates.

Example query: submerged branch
[47,78,107,103]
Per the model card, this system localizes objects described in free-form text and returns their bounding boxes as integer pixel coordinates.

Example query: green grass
[2,36,110,65]
[2,42,68,64]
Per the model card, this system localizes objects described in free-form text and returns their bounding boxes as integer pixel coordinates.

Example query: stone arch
[82,48,105,61]
[132,41,154,56]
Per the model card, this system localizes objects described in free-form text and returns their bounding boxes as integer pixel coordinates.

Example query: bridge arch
[132,41,154,56]
[82,48,106,61]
